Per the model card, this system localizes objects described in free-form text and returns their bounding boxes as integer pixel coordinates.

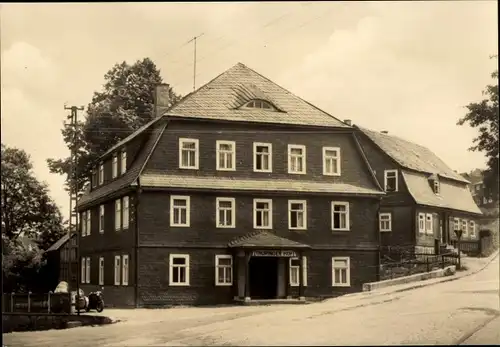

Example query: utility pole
[64,104,84,315]
[188,33,204,91]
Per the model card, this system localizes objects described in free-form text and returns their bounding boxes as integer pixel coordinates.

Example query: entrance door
[249,257,278,299]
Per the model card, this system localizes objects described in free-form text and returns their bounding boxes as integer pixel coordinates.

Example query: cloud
[281,1,496,172]
[1,42,69,214]
[1,41,59,94]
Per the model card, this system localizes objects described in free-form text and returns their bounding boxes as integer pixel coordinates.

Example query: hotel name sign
[251,250,297,257]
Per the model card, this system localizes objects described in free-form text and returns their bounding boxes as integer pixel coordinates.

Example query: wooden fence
[2,292,72,314]
[380,252,458,281]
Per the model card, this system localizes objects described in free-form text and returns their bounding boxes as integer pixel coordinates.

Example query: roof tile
[139,174,385,196]
[359,127,469,183]
[228,230,310,248]
[402,171,482,215]
[167,62,348,128]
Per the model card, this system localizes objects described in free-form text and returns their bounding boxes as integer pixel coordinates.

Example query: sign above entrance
[251,250,297,257]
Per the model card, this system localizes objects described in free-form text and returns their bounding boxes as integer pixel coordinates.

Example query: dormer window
[244,99,274,110]
[433,180,440,194]
[428,174,440,194]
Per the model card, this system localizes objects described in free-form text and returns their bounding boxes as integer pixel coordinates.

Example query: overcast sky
[1,1,497,219]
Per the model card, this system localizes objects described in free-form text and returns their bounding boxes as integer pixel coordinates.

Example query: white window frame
[215,255,233,286]
[99,205,105,233]
[169,254,190,286]
[98,257,104,285]
[253,198,273,229]
[332,256,351,287]
[462,219,468,237]
[122,196,130,230]
[253,142,272,173]
[418,213,426,233]
[122,254,129,286]
[81,211,87,237]
[331,201,350,231]
[170,195,191,227]
[85,257,90,284]
[288,200,307,230]
[216,140,236,171]
[425,213,433,235]
[379,213,392,232]
[469,220,476,238]
[112,154,118,179]
[179,138,199,170]
[216,197,235,228]
[98,163,104,185]
[453,217,460,231]
[86,209,91,236]
[115,199,122,231]
[289,256,308,287]
[120,149,127,175]
[81,257,86,284]
[384,169,398,192]
[114,255,121,285]
[322,146,341,176]
[287,144,306,174]
[433,180,440,194]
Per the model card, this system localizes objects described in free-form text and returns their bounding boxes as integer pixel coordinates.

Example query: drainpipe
[134,178,142,308]
[376,196,382,281]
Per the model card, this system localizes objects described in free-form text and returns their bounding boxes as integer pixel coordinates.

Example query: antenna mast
[188,33,204,91]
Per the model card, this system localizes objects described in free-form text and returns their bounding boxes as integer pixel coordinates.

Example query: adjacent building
[460,169,497,207]
[45,233,78,290]
[355,127,482,257]
[76,63,385,307]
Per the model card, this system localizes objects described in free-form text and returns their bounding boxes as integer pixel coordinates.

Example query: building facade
[76,63,385,307]
[355,127,483,257]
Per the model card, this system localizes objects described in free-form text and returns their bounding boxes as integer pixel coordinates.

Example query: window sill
[216,168,236,172]
[179,166,198,170]
[253,226,273,230]
[170,224,191,228]
[288,171,306,175]
[332,283,351,287]
[254,169,273,173]
[216,225,236,229]
[289,228,307,232]
[215,283,233,287]
[380,230,392,233]
[169,283,190,287]
[332,229,350,232]
[323,172,341,177]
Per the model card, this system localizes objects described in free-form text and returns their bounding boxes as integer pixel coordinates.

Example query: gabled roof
[78,120,168,208]
[46,233,75,252]
[358,127,469,183]
[166,62,348,128]
[139,174,385,196]
[402,171,482,215]
[228,230,310,249]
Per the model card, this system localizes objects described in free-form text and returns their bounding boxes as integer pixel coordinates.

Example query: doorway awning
[228,231,310,249]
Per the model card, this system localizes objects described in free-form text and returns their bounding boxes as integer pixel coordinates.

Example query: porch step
[236,299,309,306]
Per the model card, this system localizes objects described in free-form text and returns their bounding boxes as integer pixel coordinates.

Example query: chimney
[154,83,170,118]
[344,119,352,126]
[381,130,388,134]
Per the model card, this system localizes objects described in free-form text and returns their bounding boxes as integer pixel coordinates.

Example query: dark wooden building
[355,126,483,257]
[45,233,78,290]
[76,63,385,307]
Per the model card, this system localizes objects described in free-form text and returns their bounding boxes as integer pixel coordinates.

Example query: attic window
[244,99,275,110]
[433,180,440,194]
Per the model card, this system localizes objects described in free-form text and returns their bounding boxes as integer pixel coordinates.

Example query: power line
[177,3,337,90]
[164,3,313,83]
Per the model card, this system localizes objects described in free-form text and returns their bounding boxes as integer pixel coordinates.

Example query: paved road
[4,257,499,346]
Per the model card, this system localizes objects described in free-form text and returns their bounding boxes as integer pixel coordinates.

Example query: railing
[2,292,72,314]
[450,239,481,256]
[380,252,459,281]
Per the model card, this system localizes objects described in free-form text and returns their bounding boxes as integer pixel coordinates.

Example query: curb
[390,250,499,294]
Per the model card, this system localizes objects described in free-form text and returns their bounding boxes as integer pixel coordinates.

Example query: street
[3,256,499,346]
